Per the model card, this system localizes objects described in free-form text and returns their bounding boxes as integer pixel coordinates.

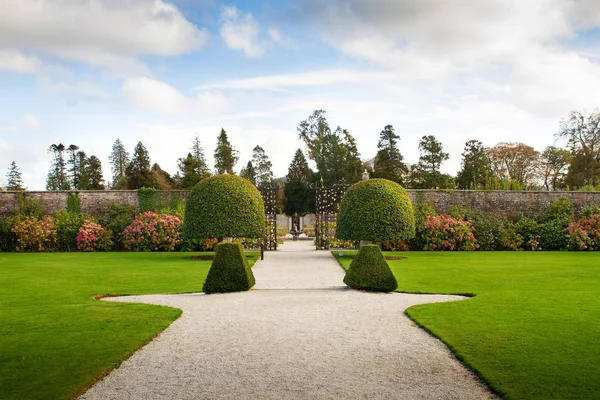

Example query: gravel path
[80,241,496,400]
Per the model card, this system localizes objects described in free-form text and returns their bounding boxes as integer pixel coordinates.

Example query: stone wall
[2,189,600,218]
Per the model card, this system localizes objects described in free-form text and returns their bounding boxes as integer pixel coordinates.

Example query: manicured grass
[334,251,600,400]
[0,252,258,400]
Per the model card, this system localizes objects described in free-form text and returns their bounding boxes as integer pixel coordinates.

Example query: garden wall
[1,189,600,218]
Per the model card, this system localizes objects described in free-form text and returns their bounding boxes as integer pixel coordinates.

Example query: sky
[1,0,600,190]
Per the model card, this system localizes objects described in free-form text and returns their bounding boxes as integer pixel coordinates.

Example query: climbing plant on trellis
[260,185,278,250]
[315,183,350,250]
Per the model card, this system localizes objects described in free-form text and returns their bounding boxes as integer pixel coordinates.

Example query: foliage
[0,217,15,252]
[539,218,570,250]
[372,125,408,184]
[177,153,210,189]
[109,138,130,189]
[470,214,506,251]
[581,204,600,217]
[15,194,43,218]
[456,140,492,189]
[12,215,57,252]
[66,145,83,189]
[283,179,310,216]
[381,239,410,251]
[297,110,363,184]
[544,197,573,221]
[239,160,257,185]
[540,146,571,190]
[100,202,137,247]
[286,148,312,182]
[151,163,174,190]
[343,244,397,292]
[408,135,451,189]
[513,216,542,243]
[498,223,524,251]
[126,141,156,189]
[76,220,112,252]
[214,128,239,174]
[179,237,218,252]
[203,242,255,294]
[6,161,25,190]
[183,174,265,239]
[66,192,81,214]
[46,143,70,191]
[138,187,157,213]
[479,176,525,190]
[411,196,437,249]
[419,215,477,251]
[252,145,274,187]
[121,212,182,252]
[336,179,415,242]
[54,211,86,251]
[487,142,540,187]
[567,215,600,251]
[80,155,104,190]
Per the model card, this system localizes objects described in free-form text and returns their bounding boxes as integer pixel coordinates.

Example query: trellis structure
[315,183,350,250]
[260,185,278,250]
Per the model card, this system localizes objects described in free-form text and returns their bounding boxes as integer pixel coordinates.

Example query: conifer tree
[6,161,25,190]
[252,145,274,187]
[239,161,257,185]
[109,139,130,189]
[126,142,156,189]
[47,143,70,190]
[372,125,407,184]
[214,128,238,174]
[81,155,104,190]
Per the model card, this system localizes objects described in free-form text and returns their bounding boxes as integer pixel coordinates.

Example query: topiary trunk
[203,242,256,294]
[343,244,398,292]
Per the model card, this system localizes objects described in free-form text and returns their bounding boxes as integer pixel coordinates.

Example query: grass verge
[0,251,258,400]
[334,251,600,400]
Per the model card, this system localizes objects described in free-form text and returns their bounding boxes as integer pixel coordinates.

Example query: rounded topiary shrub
[203,242,255,293]
[184,174,265,294]
[344,245,397,292]
[336,179,415,243]
[183,174,265,240]
[336,179,414,292]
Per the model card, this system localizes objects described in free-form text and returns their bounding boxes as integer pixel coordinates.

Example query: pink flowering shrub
[381,239,410,251]
[567,215,600,251]
[12,215,57,252]
[121,212,182,251]
[525,236,542,251]
[420,214,478,251]
[76,221,113,252]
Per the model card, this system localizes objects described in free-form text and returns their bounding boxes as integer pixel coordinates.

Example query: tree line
[3,109,600,199]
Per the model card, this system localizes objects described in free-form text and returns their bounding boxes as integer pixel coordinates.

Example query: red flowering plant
[420,214,478,251]
[121,212,182,251]
[12,215,57,252]
[567,214,600,251]
[76,221,113,252]
[381,239,410,251]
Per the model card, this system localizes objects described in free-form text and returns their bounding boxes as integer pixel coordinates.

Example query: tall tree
[239,161,257,185]
[214,128,238,174]
[541,146,571,190]
[47,143,70,190]
[80,155,104,190]
[556,110,600,188]
[126,142,156,189]
[66,144,82,189]
[286,149,312,182]
[252,145,274,187]
[372,125,407,184]
[456,140,492,189]
[151,163,174,190]
[6,161,25,190]
[178,153,209,189]
[487,142,540,187]
[408,135,452,189]
[191,135,210,174]
[297,110,362,184]
[109,139,130,189]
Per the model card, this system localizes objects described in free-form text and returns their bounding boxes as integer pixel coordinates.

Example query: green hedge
[183,174,265,239]
[344,244,397,292]
[203,242,255,294]
[336,179,415,242]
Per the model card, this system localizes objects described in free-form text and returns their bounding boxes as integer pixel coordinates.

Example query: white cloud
[122,77,230,116]
[195,69,397,91]
[0,49,40,74]
[0,0,207,74]
[219,6,264,57]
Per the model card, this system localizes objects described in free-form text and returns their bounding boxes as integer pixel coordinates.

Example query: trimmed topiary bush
[336,179,413,292]
[203,242,255,293]
[336,179,415,242]
[343,244,397,292]
[183,174,265,240]
[184,174,265,293]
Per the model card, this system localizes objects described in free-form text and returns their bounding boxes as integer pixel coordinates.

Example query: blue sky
[1,0,600,189]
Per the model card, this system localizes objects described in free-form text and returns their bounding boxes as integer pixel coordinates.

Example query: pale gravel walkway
[80,241,497,400]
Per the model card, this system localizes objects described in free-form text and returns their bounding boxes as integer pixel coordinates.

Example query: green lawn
[334,251,600,400]
[0,252,258,400]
